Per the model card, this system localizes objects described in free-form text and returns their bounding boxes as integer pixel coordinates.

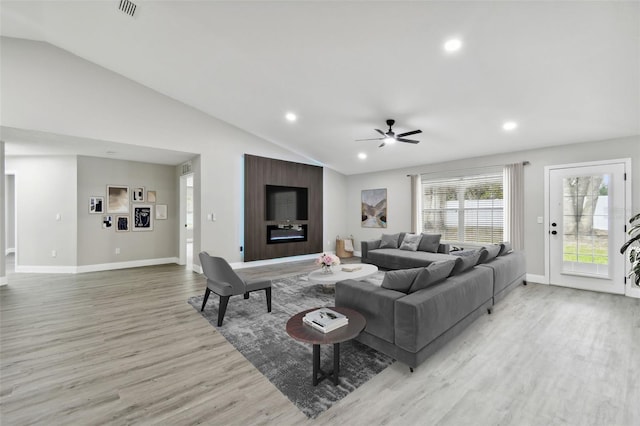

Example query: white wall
[6,156,78,269]
[76,156,178,266]
[5,174,15,251]
[0,141,5,284]
[323,167,349,252]
[0,37,347,265]
[347,136,640,277]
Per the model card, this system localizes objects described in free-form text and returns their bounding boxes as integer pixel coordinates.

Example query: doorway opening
[179,174,194,270]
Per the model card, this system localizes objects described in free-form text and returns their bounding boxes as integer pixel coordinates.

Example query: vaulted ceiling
[1,1,638,174]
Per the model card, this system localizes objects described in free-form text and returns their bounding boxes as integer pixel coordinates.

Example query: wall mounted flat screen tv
[265,185,308,221]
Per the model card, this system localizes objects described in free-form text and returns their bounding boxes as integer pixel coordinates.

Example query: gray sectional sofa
[361,232,453,270]
[336,236,526,369]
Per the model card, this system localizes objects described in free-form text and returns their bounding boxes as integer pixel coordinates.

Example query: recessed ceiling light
[285,112,297,122]
[502,121,518,131]
[444,38,463,53]
[358,152,367,160]
[106,151,116,155]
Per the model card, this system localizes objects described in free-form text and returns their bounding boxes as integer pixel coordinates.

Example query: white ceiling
[1,127,196,166]
[1,1,638,175]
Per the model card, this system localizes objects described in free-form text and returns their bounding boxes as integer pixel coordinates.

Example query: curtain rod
[407,161,530,177]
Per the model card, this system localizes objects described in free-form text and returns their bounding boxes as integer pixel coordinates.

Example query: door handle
[551,230,557,235]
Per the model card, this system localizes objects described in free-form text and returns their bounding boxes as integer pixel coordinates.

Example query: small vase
[321,265,333,274]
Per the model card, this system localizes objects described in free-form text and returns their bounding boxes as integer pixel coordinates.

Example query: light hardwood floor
[1,256,639,425]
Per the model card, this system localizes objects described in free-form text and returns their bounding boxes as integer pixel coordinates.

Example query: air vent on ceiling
[117,0,138,18]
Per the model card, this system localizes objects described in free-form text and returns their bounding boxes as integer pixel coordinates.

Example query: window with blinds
[421,171,504,244]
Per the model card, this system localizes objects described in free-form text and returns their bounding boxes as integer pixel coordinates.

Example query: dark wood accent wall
[244,154,323,261]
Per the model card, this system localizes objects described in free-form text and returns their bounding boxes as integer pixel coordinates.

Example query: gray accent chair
[199,252,272,326]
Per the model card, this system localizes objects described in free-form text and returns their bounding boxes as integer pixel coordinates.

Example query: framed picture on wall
[107,185,129,214]
[361,188,388,228]
[133,205,153,231]
[155,204,167,220]
[102,215,113,229]
[116,216,129,232]
[89,196,104,214]
[132,187,145,203]
[147,190,157,203]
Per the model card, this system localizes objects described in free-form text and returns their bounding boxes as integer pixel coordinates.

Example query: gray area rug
[187,271,394,419]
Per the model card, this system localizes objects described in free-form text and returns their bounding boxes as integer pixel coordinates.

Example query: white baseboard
[5,248,15,255]
[15,265,78,273]
[192,264,203,274]
[16,257,179,274]
[525,274,547,284]
[230,252,332,270]
[0,276,7,286]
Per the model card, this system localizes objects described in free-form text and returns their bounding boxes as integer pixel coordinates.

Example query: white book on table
[303,308,348,333]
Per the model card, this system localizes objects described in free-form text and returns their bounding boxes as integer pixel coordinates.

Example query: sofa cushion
[409,260,457,293]
[367,248,457,269]
[450,250,481,276]
[399,233,422,251]
[381,267,423,293]
[380,233,401,249]
[418,233,441,253]
[478,244,501,264]
[499,242,513,256]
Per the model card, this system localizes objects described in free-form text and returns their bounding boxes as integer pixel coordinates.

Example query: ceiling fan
[356,119,422,147]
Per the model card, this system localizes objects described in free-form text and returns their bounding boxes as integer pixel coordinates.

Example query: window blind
[421,171,504,244]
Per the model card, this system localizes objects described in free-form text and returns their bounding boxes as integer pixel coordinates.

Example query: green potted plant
[620,212,640,286]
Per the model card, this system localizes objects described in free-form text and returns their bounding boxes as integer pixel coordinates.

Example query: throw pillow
[418,233,442,253]
[379,233,400,249]
[499,242,513,256]
[381,268,423,293]
[478,244,501,264]
[409,260,457,293]
[452,249,477,257]
[399,233,422,251]
[450,250,481,275]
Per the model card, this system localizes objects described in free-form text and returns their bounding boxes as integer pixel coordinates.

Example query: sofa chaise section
[336,266,493,369]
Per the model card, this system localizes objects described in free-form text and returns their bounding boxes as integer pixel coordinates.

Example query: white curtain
[503,163,525,250]
[410,174,422,234]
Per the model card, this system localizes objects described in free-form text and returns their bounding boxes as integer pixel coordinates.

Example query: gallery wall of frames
[89,186,168,232]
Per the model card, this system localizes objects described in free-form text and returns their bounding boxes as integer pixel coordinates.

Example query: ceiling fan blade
[375,129,385,136]
[396,129,422,138]
[379,142,386,148]
[397,138,420,144]
[355,138,384,141]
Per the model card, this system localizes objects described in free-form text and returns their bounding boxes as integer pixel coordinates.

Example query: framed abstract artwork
[361,188,387,228]
[116,216,130,232]
[146,190,157,203]
[89,196,104,214]
[107,185,129,214]
[155,204,168,220]
[132,187,145,203]
[102,215,113,229]
[133,205,153,231]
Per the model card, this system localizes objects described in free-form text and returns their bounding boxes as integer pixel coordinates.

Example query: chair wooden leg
[265,287,272,312]
[201,288,211,311]
[218,295,230,326]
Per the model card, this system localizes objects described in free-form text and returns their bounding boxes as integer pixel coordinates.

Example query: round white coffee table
[308,263,379,292]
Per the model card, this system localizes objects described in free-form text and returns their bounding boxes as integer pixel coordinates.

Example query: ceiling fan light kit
[356,119,422,148]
